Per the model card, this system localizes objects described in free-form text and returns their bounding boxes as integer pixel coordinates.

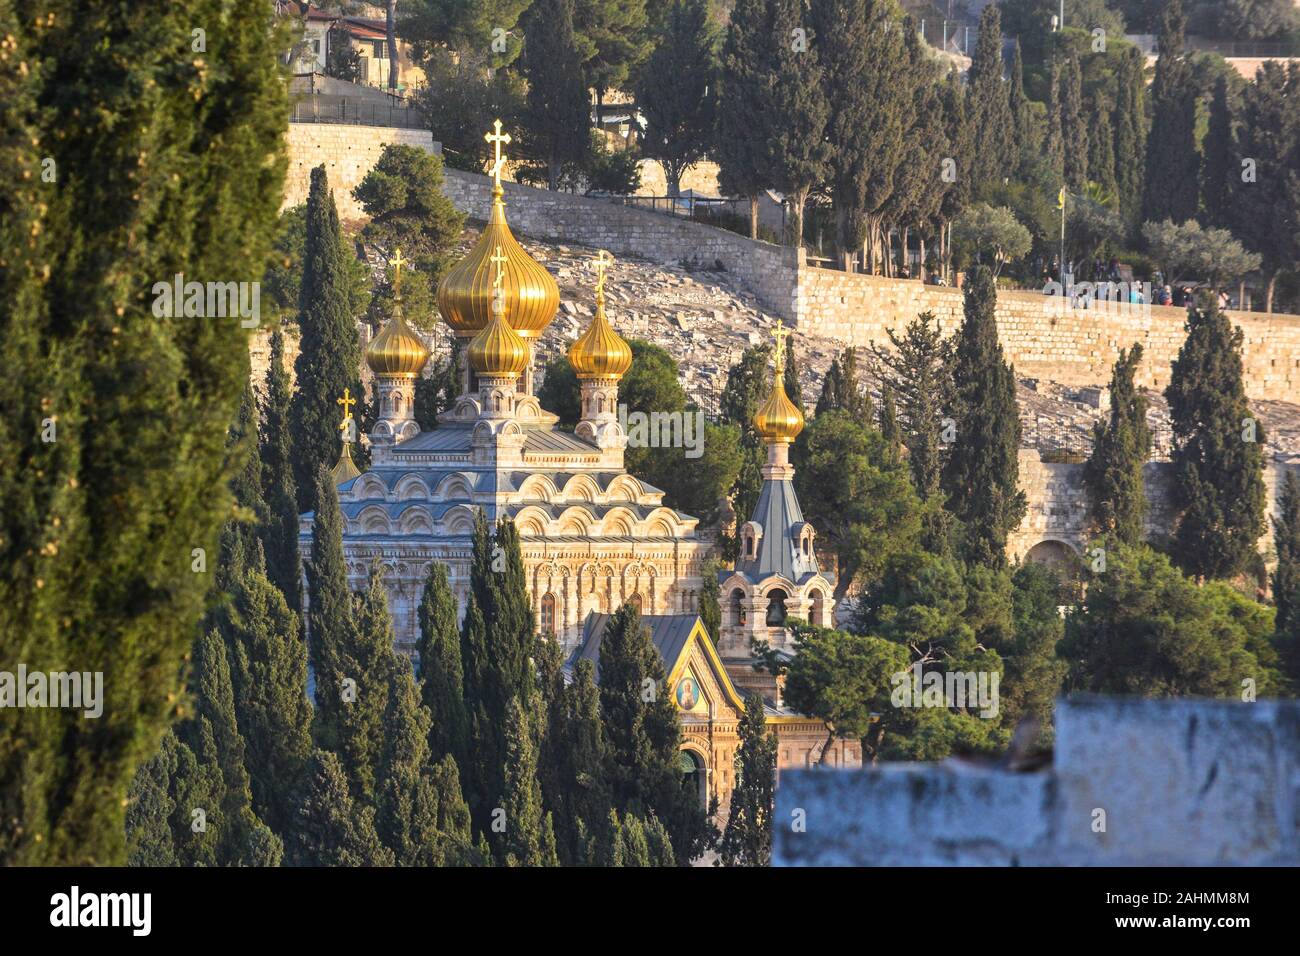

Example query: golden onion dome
[468,294,529,378]
[569,291,632,379]
[365,300,431,377]
[753,323,804,443]
[436,184,560,339]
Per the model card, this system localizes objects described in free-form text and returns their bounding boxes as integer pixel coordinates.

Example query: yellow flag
[1057,187,1067,209]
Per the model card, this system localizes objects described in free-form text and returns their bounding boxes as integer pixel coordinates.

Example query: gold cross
[336,387,357,427]
[772,321,789,375]
[593,249,613,297]
[485,119,512,189]
[490,245,508,288]
[390,247,407,296]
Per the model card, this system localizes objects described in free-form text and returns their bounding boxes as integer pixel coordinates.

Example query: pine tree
[0,0,288,866]
[766,0,830,245]
[219,545,313,839]
[1165,295,1267,579]
[1061,57,1089,192]
[290,166,363,512]
[637,0,717,197]
[288,750,393,866]
[260,329,302,611]
[305,467,354,753]
[717,0,775,238]
[1142,0,1200,225]
[1083,346,1151,546]
[574,0,652,113]
[968,3,1014,199]
[942,267,1026,568]
[718,694,776,866]
[1113,45,1148,225]
[599,602,711,865]
[519,0,590,190]
[416,561,470,764]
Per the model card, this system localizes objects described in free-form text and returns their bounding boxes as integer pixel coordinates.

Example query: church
[300,124,860,808]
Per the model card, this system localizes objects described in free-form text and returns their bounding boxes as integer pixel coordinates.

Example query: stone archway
[680,748,707,807]
[1023,539,1084,603]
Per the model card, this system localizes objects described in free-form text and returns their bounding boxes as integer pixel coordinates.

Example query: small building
[571,612,860,810]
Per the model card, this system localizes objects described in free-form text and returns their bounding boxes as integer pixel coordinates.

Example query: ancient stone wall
[798,263,1300,402]
[283,123,437,224]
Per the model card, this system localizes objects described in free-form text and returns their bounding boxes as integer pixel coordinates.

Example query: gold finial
[593,249,613,298]
[390,247,407,297]
[772,320,790,375]
[486,119,512,190]
[490,244,508,315]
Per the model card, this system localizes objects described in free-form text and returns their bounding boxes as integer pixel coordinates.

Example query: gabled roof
[571,612,747,711]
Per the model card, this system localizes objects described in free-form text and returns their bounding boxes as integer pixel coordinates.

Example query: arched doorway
[765,588,788,627]
[1023,539,1084,604]
[680,749,707,807]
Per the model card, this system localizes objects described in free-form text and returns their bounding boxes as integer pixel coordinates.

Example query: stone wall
[774,697,1300,866]
[284,123,438,224]
[1009,449,1300,562]
[798,264,1300,402]
[440,168,800,320]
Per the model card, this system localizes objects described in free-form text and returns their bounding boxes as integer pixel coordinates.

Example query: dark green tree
[1113,45,1148,224]
[1087,95,1118,200]
[716,0,775,238]
[416,561,470,763]
[700,557,722,644]
[500,696,560,866]
[287,750,393,866]
[718,694,776,867]
[1043,58,1065,183]
[574,0,652,115]
[1142,0,1200,225]
[519,0,590,190]
[942,267,1026,568]
[1274,472,1300,646]
[1083,345,1151,545]
[125,734,178,867]
[304,467,355,754]
[259,329,302,611]
[1008,39,1033,169]
[1200,74,1235,229]
[637,0,717,197]
[968,3,1015,199]
[1165,295,1267,579]
[0,0,288,866]
[599,602,711,865]
[401,0,533,66]
[290,166,364,511]
[1060,56,1089,192]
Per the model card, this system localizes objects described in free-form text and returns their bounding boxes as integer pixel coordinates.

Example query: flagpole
[1059,187,1067,292]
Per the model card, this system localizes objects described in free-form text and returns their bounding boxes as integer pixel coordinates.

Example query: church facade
[299,126,860,798]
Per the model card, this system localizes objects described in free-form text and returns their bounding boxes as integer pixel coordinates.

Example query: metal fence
[917,19,980,56]
[595,193,751,222]
[289,95,425,129]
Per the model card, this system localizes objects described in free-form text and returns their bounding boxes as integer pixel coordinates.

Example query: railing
[917,20,980,56]
[1126,33,1300,58]
[289,95,424,129]
[593,193,750,221]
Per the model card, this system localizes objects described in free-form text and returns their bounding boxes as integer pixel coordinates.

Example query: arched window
[539,593,556,634]
[746,533,756,558]
[729,588,746,627]
[766,588,788,627]
[629,593,643,613]
[810,590,825,627]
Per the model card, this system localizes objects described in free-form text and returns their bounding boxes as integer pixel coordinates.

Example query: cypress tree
[700,558,722,644]
[416,561,470,764]
[1083,345,1151,545]
[430,754,479,866]
[766,0,830,245]
[125,734,178,868]
[783,334,804,413]
[220,545,313,839]
[0,0,288,865]
[166,723,226,867]
[375,646,444,866]
[637,0,718,197]
[1061,57,1089,192]
[225,384,266,565]
[721,344,774,535]
[1087,95,1118,200]
[288,750,392,866]
[1142,0,1200,225]
[1273,472,1300,652]
[1201,75,1235,230]
[305,467,354,753]
[1113,45,1148,224]
[718,694,776,867]
[599,602,711,865]
[260,329,302,611]
[879,385,901,465]
[500,696,560,866]
[1165,295,1268,579]
[717,0,775,238]
[942,267,1026,568]
[815,356,845,419]
[519,0,589,190]
[1044,59,1065,183]
[1008,39,1032,168]
[290,166,363,512]
[968,3,1014,198]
